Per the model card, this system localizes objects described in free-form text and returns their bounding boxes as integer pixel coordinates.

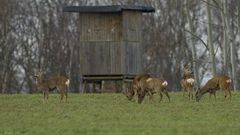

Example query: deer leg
[163,90,170,102]
[57,86,63,102]
[191,91,194,100]
[43,91,46,103]
[187,87,192,100]
[188,90,191,100]
[224,90,228,99]
[213,91,216,101]
[46,90,49,100]
[148,90,154,103]
[225,89,231,101]
[137,91,146,104]
[134,89,138,103]
[190,87,194,100]
[60,90,64,102]
[182,87,186,96]
[43,91,45,99]
[209,92,212,101]
[63,87,67,102]
[228,90,231,101]
[64,85,68,102]
[159,92,163,102]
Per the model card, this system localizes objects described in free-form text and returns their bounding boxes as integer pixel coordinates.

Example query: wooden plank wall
[79,13,122,42]
[79,13,123,75]
[79,11,143,75]
[80,42,122,74]
[123,11,143,74]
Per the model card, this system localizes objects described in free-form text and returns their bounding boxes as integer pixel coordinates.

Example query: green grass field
[0,92,240,135]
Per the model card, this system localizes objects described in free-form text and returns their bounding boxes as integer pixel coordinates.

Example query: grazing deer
[181,78,195,100]
[195,75,231,102]
[123,73,151,102]
[34,71,70,102]
[137,77,170,104]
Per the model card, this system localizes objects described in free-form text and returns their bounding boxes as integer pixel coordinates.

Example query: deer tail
[186,78,195,85]
[65,79,70,87]
[162,81,168,87]
[226,79,231,83]
[146,78,152,82]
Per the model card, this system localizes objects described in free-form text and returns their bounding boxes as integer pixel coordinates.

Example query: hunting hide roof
[63,5,155,13]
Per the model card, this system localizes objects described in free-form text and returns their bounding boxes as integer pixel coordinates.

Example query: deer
[195,75,232,102]
[182,64,193,80]
[181,78,195,100]
[137,77,170,104]
[180,64,195,99]
[123,73,151,102]
[34,71,70,102]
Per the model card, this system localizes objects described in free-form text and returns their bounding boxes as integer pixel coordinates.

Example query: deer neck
[199,85,210,96]
[36,76,44,84]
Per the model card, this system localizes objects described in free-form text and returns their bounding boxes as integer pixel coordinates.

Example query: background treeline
[0,0,239,93]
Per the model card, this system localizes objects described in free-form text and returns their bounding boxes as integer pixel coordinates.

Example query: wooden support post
[82,74,135,93]
[101,81,104,93]
[92,82,96,93]
[122,79,126,93]
[82,80,87,93]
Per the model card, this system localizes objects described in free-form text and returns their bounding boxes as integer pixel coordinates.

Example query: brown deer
[195,75,231,102]
[181,64,195,99]
[123,73,151,102]
[137,77,170,104]
[181,78,195,100]
[34,71,70,102]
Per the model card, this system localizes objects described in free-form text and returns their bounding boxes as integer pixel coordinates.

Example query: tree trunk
[206,0,216,76]
[220,0,229,75]
[185,0,200,89]
[223,0,237,91]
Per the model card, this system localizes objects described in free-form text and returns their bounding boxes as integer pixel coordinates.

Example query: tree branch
[184,29,209,50]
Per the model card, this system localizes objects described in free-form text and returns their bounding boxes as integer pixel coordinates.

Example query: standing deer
[34,71,70,102]
[123,73,151,102]
[195,75,231,102]
[181,64,195,99]
[137,77,170,104]
[181,78,195,100]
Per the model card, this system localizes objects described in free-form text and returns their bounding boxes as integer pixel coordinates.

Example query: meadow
[0,92,240,135]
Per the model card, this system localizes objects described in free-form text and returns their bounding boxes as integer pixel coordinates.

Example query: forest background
[0,0,239,93]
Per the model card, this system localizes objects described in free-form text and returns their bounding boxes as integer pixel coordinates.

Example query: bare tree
[206,0,217,76]
[0,0,239,93]
[222,0,237,91]
[185,0,200,89]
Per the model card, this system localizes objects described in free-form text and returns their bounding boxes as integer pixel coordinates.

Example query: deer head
[137,90,146,104]
[123,87,135,101]
[34,70,43,84]
[195,89,202,102]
